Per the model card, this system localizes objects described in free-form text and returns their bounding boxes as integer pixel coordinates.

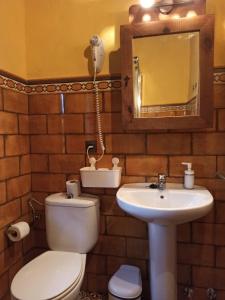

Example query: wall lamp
[140,0,194,14]
[130,0,204,23]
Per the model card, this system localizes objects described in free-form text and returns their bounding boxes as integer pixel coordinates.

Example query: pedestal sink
[116,183,213,300]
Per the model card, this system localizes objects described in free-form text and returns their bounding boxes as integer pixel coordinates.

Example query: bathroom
[0,0,225,299]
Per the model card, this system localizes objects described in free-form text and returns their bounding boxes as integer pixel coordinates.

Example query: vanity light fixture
[140,0,194,15]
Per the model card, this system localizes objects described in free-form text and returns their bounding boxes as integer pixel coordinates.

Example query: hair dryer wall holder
[80,167,122,188]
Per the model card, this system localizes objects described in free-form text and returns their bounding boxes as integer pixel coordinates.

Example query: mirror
[133,32,200,118]
[121,15,214,130]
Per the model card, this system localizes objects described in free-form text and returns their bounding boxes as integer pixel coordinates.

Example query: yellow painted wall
[188,33,199,100]
[25,0,136,79]
[25,0,225,80]
[0,0,225,79]
[133,33,199,106]
[207,0,225,67]
[0,0,27,78]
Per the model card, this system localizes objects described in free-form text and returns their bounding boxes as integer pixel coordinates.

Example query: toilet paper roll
[66,180,81,198]
[7,222,30,242]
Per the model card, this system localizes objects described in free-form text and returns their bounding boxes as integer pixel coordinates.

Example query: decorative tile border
[27,79,121,94]
[0,74,27,94]
[0,70,224,94]
[141,97,198,114]
[214,72,225,84]
[0,73,121,94]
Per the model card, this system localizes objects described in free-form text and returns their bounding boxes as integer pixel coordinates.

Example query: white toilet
[11,193,99,300]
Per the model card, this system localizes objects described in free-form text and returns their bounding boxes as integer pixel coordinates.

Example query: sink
[116,183,213,225]
[116,183,213,300]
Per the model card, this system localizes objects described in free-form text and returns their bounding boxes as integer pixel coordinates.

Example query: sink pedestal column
[148,223,177,300]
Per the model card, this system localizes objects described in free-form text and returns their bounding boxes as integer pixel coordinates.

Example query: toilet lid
[11,251,83,300]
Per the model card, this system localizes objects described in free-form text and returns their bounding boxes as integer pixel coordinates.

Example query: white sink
[116,183,213,300]
[116,183,213,225]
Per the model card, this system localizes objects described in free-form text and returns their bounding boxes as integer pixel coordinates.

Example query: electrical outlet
[85,140,96,154]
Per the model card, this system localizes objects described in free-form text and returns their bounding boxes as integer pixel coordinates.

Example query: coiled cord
[87,46,105,163]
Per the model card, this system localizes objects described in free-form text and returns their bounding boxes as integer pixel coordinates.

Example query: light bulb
[129,14,134,23]
[142,14,151,22]
[172,14,180,19]
[140,0,154,9]
[186,10,197,18]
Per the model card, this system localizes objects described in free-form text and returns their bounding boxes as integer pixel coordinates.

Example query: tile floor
[79,291,105,300]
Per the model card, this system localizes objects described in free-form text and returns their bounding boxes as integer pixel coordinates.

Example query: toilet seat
[11,251,86,300]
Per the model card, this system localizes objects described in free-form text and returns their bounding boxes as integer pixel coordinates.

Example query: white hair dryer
[90,35,104,74]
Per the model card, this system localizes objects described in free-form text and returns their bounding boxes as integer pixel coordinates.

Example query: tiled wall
[0,88,34,300]
[1,78,225,299]
[29,83,225,300]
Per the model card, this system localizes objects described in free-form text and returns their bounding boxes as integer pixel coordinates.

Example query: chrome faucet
[158,173,166,190]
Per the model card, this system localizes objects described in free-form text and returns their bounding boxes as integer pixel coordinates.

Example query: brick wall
[29,84,225,300]
[1,82,225,299]
[0,88,34,300]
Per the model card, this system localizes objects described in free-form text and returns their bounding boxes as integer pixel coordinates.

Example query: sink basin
[116,183,213,300]
[117,182,214,300]
[117,183,213,225]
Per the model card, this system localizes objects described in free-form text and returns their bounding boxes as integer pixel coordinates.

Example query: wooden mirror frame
[121,15,214,130]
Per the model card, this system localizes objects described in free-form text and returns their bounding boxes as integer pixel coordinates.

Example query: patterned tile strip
[214,72,225,84]
[0,74,121,94]
[0,74,27,94]
[0,71,224,94]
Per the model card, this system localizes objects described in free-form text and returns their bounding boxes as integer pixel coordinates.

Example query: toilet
[11,193,99,300]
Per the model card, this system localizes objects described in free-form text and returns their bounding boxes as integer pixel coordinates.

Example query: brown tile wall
[0,88,34,300]
[1,82,225,299]
[28,85,225,300]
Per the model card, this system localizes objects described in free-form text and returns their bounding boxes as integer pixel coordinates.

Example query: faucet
[158,173,166,190]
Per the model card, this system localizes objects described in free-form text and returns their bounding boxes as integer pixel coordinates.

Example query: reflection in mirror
[132,32,200,118]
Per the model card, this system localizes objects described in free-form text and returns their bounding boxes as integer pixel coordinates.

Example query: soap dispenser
[182,162,195,189]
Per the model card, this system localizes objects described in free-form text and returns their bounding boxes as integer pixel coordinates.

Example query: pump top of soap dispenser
[182,162,194,175]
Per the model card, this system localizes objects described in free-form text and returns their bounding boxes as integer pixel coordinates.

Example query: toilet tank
[45,193,99,253]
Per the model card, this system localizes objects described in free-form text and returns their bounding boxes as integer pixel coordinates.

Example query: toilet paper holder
[6,197,43,231]
[28,197,44,224]
[5,197,43,241]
